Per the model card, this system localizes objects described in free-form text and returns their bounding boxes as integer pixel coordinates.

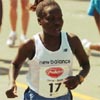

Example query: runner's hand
[6,84,18,98]
[64,76,79,90]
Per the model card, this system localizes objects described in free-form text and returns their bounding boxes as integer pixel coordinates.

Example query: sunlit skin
[9,0,29,35]
[90,43,100,51]
[94,9,100,33]
[29,0,44,11]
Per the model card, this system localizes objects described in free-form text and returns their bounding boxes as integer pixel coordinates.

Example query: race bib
[39,66,70,98]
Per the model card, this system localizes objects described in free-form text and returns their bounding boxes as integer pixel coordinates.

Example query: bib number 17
[49,82,61,93]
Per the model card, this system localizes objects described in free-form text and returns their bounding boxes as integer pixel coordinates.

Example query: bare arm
[29,0,43,11]
[68,33,90,78]
[64,33,90,90]
[6,39,35,98]
[73,36,90,78]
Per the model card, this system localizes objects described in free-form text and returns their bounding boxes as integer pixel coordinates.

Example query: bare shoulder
[67,33,80,40]
[67,33,82,53]
[67,33,81,44]
[19,38,35,59]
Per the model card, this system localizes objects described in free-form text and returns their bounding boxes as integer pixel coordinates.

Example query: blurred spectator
[6,0,29,47]
[82,39,100,56]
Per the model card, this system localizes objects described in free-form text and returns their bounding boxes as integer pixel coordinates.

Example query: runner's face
[39,5,63,36]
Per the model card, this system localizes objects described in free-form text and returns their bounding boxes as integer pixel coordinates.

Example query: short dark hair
[36,0,61,18]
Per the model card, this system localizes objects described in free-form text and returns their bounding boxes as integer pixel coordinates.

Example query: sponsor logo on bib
[46,67,64,78]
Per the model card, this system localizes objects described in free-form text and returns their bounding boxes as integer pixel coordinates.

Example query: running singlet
[27,32,74,98]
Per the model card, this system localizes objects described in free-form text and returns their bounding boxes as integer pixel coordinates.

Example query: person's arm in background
[29,0,43,11]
